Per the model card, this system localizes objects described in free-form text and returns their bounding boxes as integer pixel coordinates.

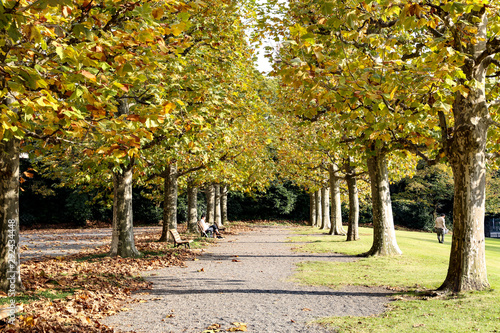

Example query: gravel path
[102,226,393,333]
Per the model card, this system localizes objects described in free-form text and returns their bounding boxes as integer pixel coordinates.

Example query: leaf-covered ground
[1,230,199,332]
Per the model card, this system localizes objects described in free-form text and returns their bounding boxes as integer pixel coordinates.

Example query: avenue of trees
[1,0,500,296]
[258,0,500,292]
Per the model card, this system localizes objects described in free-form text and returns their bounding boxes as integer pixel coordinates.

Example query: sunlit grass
[289,226,500,332]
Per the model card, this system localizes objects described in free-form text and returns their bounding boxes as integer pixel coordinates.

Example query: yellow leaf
[171,23,185,36]
[62,6,72,17]
[80,70,96,82]
[389,86,397,100]
[152,7,164,19]
[23,315,35,327]
[206,323,221,330]
[228,322,247,331]
[163,102,175,114]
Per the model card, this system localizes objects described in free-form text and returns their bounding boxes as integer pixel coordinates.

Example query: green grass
[0,289,74,305]
[289,227,500,332]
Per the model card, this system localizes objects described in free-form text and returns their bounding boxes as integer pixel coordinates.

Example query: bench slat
[169,229,192,249]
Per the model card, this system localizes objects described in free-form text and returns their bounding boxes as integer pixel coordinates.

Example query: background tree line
[19,156,500,231]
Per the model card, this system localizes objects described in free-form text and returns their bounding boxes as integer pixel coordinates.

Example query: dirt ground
[19,226,161,261]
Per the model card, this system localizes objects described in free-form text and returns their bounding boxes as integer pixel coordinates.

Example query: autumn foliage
[2,231,195,332]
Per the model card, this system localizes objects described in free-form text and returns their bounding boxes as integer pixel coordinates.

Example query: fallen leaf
[13,228,200,331]
[206,323,221,329]
[227,322,247,331]
[231,259,241,262]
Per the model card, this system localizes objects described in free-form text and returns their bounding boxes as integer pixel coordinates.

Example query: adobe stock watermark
[6,218,18,325]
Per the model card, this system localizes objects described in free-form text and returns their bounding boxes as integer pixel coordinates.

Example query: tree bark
[309,192,316,226]
[187,182,198,233]
[345,161,360,241]
[221,185,228,224]
[439,10,489,292]
[315,190,322,228]
[0,137,23,293]
[329,164,346,235]
[110,161,140,257]
[205,184,215,225]
[110,98,140,257]
[364,149,402,256]
[320,187,330,229]
[214,184,222,227]
[159,163,178,242]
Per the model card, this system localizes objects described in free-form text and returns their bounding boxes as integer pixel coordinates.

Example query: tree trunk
[309,192,316,226]
[159,163,178,242]
[320,187,330,229]
[221,185,228,224]
[205,184,215,225]
[0,137,23,293]
[110,161,140,257]
[214,184,222,227]
[345,161,359,241]
[329,164,346,235]
[364,149,402,256]
[439,12,489,292]
[315,190,322,228]
[187,182,198,233]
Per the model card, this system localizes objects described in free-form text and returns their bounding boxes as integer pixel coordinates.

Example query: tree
[265,0,500,291]
[0,135,22,292]
[0,0,96,292]
[344,157,360,241]
[328,163,346,235]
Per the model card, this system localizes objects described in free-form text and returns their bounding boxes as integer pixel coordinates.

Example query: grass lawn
[289,226,500,333]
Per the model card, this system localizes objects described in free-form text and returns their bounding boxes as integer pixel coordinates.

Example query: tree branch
[486,151,500,160]
[24,128,77,145]
[297,109,327,122]
[401,43,424,61]
[476,37,500,66]
[177,164,206,178]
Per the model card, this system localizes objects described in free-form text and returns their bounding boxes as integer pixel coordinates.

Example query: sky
[253,0,285,74]
[255,40,274,74]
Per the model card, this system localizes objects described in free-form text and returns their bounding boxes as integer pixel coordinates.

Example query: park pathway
[102,225,393,333]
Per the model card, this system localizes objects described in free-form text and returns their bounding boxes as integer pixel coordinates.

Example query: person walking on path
[435,214,447,243]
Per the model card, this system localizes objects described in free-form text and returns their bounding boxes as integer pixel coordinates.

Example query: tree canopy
[1,0,500,294]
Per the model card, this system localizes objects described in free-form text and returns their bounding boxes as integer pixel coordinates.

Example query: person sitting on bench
[200,214,223,239]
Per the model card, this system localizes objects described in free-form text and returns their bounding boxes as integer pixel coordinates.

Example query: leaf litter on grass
[1,231,195,332]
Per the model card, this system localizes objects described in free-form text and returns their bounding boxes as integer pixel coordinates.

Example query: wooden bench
[169,229,193,249]
[198,221,227,237]
[198,221,212,238]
